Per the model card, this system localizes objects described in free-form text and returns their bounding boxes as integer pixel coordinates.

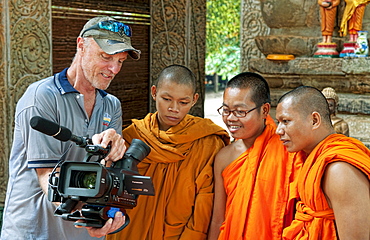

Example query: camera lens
[70,170,97,189]
[82,172,97,189]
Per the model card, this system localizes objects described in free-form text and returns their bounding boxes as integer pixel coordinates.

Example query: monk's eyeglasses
[217,105,261,118]
[81,20,132,38]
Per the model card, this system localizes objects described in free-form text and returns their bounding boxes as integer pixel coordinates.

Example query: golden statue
[318,0,370,43]
[322,87,349,136]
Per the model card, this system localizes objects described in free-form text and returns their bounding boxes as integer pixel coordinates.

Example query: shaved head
[156,64,197,94]
[226,72,271,107]
[278,86,332,127]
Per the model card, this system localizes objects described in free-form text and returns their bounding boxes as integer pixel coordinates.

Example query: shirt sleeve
[17,106,70,168]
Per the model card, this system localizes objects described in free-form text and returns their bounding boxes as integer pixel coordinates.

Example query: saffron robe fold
[339,0,370,36]
[283,134,370,240]
[218,121,303,240]
[108,113,229,240]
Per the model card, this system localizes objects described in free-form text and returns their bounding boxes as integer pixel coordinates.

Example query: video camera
[30,116,155,232]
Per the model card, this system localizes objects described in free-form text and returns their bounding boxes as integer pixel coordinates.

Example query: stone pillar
[150,0,206,117]
[0,0,52,204]
[240,0,269,72]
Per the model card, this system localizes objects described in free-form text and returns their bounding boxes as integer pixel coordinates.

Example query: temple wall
[0,0,53,205]
[241,0,370,146]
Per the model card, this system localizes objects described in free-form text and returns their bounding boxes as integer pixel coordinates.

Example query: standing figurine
[314,0,341,57]
[339,0,370,42]
[318,0,341,44]
[315,0,370,57]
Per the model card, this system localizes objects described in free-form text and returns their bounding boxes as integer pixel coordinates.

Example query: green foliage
[206,0,240,79]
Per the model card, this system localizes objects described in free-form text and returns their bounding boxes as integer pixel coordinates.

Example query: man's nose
[109,62,122,75]
[227,112,238,121]
[275,124,283,135]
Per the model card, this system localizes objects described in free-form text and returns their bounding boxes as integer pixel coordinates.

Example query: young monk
[107,64,230,240]
[276,86,370,240]
[208,72,304,240]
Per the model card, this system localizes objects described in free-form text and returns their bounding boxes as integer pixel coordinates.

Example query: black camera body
[48,138,155,229]
[29,114,154,231]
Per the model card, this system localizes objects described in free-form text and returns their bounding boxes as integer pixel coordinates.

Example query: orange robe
[108,113,229,240]
[318,0,341,36]
[339,0,370,36]
[218,121,304,240]
[283,134,370,240]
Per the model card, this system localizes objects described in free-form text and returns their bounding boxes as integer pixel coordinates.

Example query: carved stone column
[150,0,206,117]
[240,0,269,72]
[0,0,52,203]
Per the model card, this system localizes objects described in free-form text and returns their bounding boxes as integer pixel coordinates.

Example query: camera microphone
[30,116,89,147]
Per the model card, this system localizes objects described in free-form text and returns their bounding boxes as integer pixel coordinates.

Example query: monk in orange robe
[208,72,304,240]
[276,86,370,239]
[107,65,229,240]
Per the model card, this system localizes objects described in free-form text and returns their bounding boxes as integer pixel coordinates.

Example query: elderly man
[1,16,140,239]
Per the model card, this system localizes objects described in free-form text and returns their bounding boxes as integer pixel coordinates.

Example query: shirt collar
[55,68,108,97]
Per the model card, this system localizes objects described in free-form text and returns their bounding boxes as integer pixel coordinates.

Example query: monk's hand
[76,211,125,238]
[91,129,126,165]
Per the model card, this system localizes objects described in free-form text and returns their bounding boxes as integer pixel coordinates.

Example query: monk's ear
[262,103,271,118]
[192,93,199,106]
[151,85,157,101]
[311,111,321,130]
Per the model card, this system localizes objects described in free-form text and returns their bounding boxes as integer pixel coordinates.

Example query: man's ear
[312,111,321,130]
[77,37,85,52]
[192,93,199,106]
[151,85,157,101]
[262,103,271,117]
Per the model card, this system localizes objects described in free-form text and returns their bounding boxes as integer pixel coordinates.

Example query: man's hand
[76,211,126,238]
[92,129,126,163]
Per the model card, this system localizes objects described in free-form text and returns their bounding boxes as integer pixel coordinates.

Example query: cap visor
[94,38,141,60]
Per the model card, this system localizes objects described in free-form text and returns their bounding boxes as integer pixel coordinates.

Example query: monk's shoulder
[215,140,246,171]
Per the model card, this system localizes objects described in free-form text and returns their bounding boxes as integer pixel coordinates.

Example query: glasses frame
[81,20,132,38]
[217,105,261,118]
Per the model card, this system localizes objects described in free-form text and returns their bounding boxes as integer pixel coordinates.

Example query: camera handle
[83,144,111,163]
[71,205,131,232]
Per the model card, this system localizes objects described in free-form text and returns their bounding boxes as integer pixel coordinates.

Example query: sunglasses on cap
[81,20,132,38]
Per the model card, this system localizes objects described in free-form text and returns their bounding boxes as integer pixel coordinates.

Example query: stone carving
[150,0,206,117]
[11,17,51,83]
[0,0,5,203]
[240,0,269,72]
[0,0,52,203]
[322,87,349,136]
